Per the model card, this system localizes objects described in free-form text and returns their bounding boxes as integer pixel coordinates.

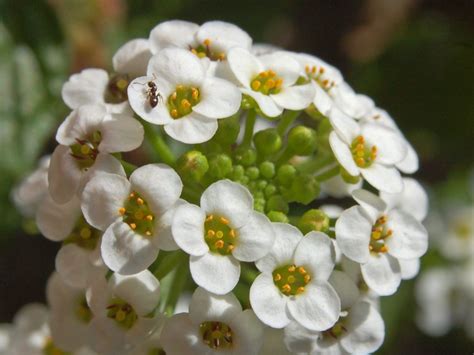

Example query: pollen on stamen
[229,229,236,238]
[129,192,135,198]
[146,215,153,221]
[207,229,215,237]
[171,91,177,100]
[304,274,311,283]
[215,240,224,249]
[288,265,296,272]
[251,80,261,91]
[181,99,191,109]
[118,207,126,215]
[136,198,144,205]
[129,223,137,230]
[282,284,291,293]
[203,38,211,46]
[220,217,229,225]
[380,246,389,253]
[274,273,282,281]
[145,230,152,236]
[206,215,214,222]
[227,245,234,252]
[296,286,305,294]
[171,109,179,118]
[298,266,307,274]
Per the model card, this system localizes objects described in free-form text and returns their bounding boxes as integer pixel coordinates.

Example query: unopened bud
[266,195,289,214]
[299,209,330,234]
[208,154,233,179]
[234,147,257,166]
[253,128,282,156]
[213,115,240,146]
[287,125,317,156]
[177,151,209,181]
[289,174,320,205]
[276,164,296,187]
[267,211,289,223]
[259,161,275,179]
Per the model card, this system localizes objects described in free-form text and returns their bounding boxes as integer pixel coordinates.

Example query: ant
[133,75,163,108]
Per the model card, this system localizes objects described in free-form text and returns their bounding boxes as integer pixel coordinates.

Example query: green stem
[314,164,340,182]
[143,121,176,166]
[274,145,294,166]
[164,260,189,316]
[297,152,334,174]
[152,250,186,281]
[276,110,300,136]
[241,263,259,284]
[241,109,257,147]
[119,159,137,175]
[234,282,250,308]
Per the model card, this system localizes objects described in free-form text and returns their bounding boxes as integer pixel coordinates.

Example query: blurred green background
[0,0,473,353]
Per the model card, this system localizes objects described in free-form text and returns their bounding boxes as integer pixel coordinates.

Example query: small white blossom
[172,180,274,295]
[250,223,340,331]
[112,38,152,79]
[335,189,428,295]
[82,164,183,274]
[331,81,375,120]
[320,174,362,199]
[160,287,264,355]
[128,47,241,144]
[438,205,474,261]
[227,48,315,117]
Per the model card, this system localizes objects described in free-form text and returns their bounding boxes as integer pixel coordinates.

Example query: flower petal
[172,203,208,256]
[361,253,401,296]
[249,273,290,328]
[81,173,130,230]
[399,258,420,280]
[101,220,159,275]
[328,270,360,311]
[196,21,252,53]
[36,195,80,241]
[152,199,187,251]
[189,287,242,325]
[192,77,241,119]
[99,113,144,153]
[227,47,261,88]
[164,113,218,144]
[112,38,152,78]
[255,223,302,273]
[362,123,407,165]
[259,52,300,86]
[313,83,333,116]
[149,20,199,54]
[48,145,82,204]
[360,164,403,194]
[335,206,372,264]
[386,209,428,259]
[230,309,265,355]
[396,140,419,174]
[241,88,283,117]
[61,69,108,109]
[56,104,106,145]
[329,132,359,177]
[233,212,274,262]
[286,281,341,331]
[189,253,240,295]
[271,83,314,110]
[160,313,203,355]
[351,188,386,223]
[200,179,253,228]
[294,231,335,281]
[328,107,360,144]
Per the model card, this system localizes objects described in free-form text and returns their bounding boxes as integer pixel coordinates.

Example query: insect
[133,75,163,108]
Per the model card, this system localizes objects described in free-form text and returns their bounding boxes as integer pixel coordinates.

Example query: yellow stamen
[115,310,126,322]
[145,230,152,236]
[296,286,305,294]
[229,229,236,238]
[251,80,261,91]
[80,145,91,155]
[287,275,296,284]
[206,215,214,222]
[119,207,126,215]
[192,88,199,100]
[129,223,137,230]
[136,198,144,205]
[80,228,91,239]
[220,217,229,225]
[215,240,224,249]
[203,38,211,46]
[129,192,135,198]
[146,215,153,221]
[171,91,177,100]
[380,245,388,253]
[298,266,307,275]
[207,230,216,237]
[171,109,179,118]
[282,284,291,293]
[304,274,311,283]
[216,231,224,239]
[288,265,296,272]
[274,273,282,281]
[181,99,191,109]
[227,245,235,252]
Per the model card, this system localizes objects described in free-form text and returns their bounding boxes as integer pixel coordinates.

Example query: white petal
[48,145,82,204]
[189,287,242,325]
[227,47,261,88]
[172,203,208,256]
[283,321,317,354]
[81,172,130,230]
[190,253,240,295]
[196,21,252,53]
[233,212,274,262]
[341,301,384,354]
[230,310,265,355]
[295,231,335,281]
[160,313,203,355]
[386,209,428,259]
[328,107,359,144]
[259,52,300,86]
[112,38,152,78]
[328,270,360,310]
[56,104,106,145]
[396,140,419,174]
[98,113,144,153]
[361,253,401,296]
[147,48,205,87]
[101,220,159,275]
[255,223,302,273]
[164,113,218,144]
[78,153,126,195]
[321,175,362,199]
[61,68,108,109]
[241,88,283,117]
[360,164,403,193]
[362,123,407,165]
[271,83,314,110]
[200,180,253,228]
[351,188,386,223]
[13,303,48,332]
[152,199,186,251]
[110,269,160,315]
[313,83,333,116]
[332,82,371,119]
[36,195,80,241]
[329,132,359,177]
[192,77,241,118]
[287,281,341,331]
[399,258,420,280]
[249,273,290,328]
[335,206,371,263]
[130,163,183,214]
[149,20,199,54]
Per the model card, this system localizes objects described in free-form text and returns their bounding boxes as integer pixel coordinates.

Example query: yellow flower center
[106,297,138,329]
[351,135,377,168]
[200,321,234,350]
[272,264,311,296]
[69,130,101,170]
[204,214,237,256]
[250,70,283,95]
[190,38,226,61]
[42,337,70,355]
[304,64,335,91]
[322,319,347,339]
[119,191,155,237]
[105,73,129,103]
[64,216,101,250]
[369,215,392,254]
[167,85,201,119]
[75,296,93,323]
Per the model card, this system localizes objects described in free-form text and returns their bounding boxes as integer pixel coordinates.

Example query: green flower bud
[287,125,317,156]
[246,166,260,180]
[241,95,256,110]
[266,195,289,214]
[289,174,320,205]
[176,150,209,181]
[253,128,282,156]
[230,164,245,180]
[208,154,233,179]
[234,147,257,166]
[240,176,250,185]
[267,211,289,223]
[212,115,240,146]
[299,209,330,234]
[257,179,268,190]
[340,166,361,184]
[254,197,266,213]
[276,164,296,187]
[264,184,277,197]
[259,161,276,179]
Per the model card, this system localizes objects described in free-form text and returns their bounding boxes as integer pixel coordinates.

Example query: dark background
[0,0,473,353]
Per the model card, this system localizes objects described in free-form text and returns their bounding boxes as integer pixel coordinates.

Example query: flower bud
[287,125,317,156]
[208,154,233,179]
[212,115,240,146]
[259,161,276,179]
[253,128,282,156]
[266,195,289,214]
[246,166,260,180]
[230,164,245,181]
[267,211,289,223]
[340,166,360,184]
[289,174,320,205]
[234,147,257,166]
[264,184,277,197]
[177,150,209,181]
[299,209,330,234]
[276,164,296,187]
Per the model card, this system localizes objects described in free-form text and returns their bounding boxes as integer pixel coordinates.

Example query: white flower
[335,189,428,295]
[36,195,106,288]
[12,155,50,218]
[227,48,315,117]
[438,205,474,261]
[46,272,93,352]
[172,179,274,294]
[320,174,363,198]
[86,270,161,354]
[160,287,264,355]
[260,327,292,355]
[328,107,407,193]
[251,43,282,56]
[331,81,374,120]
[128,47,241,144]
[250,223,340,331]
[0,323,12,355]
[49,104,143,203]
[112,38,152,78]
[62,69,132,114]
[82,164,183,274]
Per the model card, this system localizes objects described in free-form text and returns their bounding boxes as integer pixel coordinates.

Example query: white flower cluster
[8,19,429,355]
